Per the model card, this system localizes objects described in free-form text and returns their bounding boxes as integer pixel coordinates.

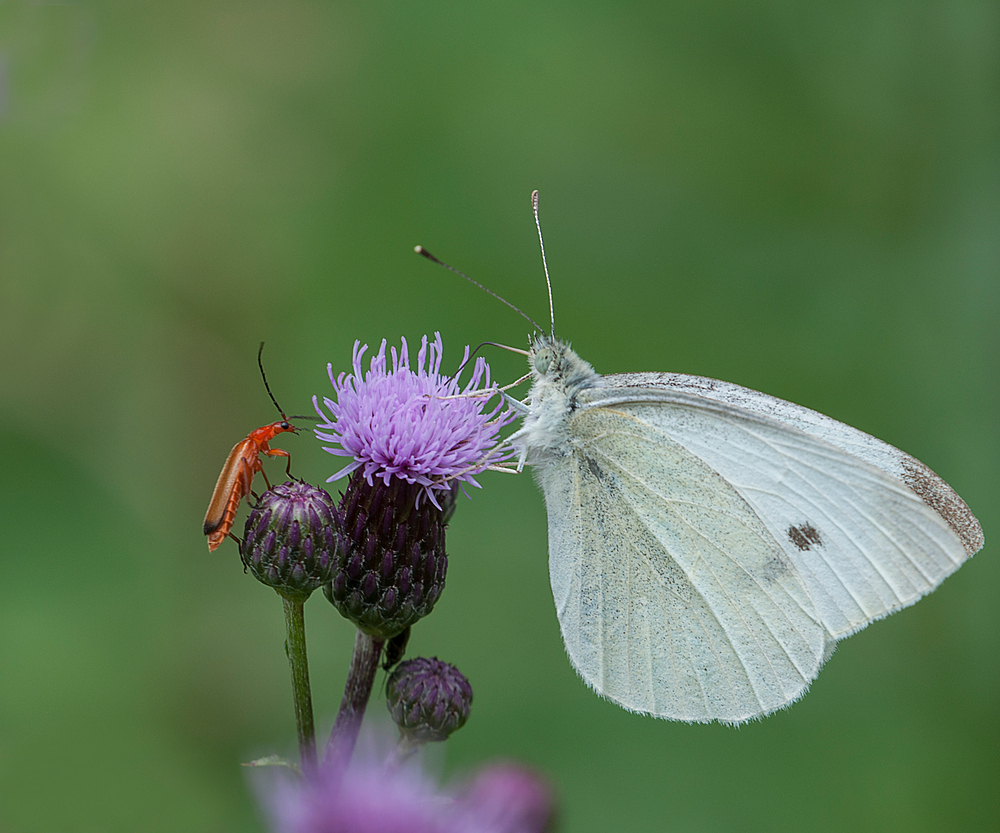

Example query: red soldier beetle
[203,343,303,551]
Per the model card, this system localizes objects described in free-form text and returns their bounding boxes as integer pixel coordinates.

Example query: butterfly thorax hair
[514,334,600,464]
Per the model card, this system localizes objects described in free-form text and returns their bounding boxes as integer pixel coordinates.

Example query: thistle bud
[386,657,472,743]
[324,473,448,638]
[242,481,340,600]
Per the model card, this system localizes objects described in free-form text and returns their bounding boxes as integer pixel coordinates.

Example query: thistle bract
[242,481,340,600]
[324,473,450,636]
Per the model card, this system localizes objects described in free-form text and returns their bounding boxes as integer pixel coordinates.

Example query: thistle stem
[281,594,317,774]
[325,629,385,767]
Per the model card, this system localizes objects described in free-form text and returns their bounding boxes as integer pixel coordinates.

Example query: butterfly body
[513,335,600,465]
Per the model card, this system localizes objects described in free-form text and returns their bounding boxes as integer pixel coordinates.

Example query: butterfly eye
[534,349,554,375]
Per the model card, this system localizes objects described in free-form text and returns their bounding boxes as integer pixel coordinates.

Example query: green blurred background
[1,1,997,830]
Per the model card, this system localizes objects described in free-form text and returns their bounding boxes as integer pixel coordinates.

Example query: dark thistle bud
[242,480,340,600]
[324,473,448,637]
[386,657,472,743]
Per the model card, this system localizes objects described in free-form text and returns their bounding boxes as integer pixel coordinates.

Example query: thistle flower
[313,333,514,505]
[386,657,472,743]
[313,335,514,637]
[324,473,450,637]
[242,481,341,600]
[262,741,555,833]
[263,749,446,833]
[454,764,556,833]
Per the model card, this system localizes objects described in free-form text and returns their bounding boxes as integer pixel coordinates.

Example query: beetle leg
[265,448,293,480]
[227,532,248,565]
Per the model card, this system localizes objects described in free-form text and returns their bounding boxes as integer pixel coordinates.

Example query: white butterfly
[500,192,984,725]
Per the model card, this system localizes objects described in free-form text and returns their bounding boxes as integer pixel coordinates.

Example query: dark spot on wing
[787,523,822,551]
[899,456,984,556]
[586,457,605,482]
[761,554,791,582]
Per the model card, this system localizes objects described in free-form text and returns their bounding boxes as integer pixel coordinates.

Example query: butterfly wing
[594,375,982,638]
[602,372,983,559]
[540,378,980,724]
[540,406,827,724]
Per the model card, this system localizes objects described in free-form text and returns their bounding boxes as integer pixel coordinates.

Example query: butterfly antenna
[452,340,529,378]
[257,342,288,419]
[531,190,556,338]
[414,245,543,333]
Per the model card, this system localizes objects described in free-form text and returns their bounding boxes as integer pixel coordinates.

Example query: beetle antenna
[257,342,288,419]
[531,190,556,338]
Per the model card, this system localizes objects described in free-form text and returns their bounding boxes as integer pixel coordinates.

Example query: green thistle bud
[386,657,472,743]
[324,472,450,638]
[242,481,340,600]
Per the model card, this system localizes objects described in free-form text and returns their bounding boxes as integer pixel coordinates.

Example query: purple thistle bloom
[314,334,515,506]
[262,743,555,833]
[265,754,446,833]
[453,764,556,833]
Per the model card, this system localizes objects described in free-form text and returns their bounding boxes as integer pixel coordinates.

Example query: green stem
[281,594,317,774]
[325,629,385,768]
[389,733,424,767]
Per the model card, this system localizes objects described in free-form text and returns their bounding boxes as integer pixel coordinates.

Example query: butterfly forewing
[580,382,975,645]
[600,372,983,557]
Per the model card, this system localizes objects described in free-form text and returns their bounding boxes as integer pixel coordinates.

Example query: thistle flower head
[454,764,556,833]
[242,481,341,600]
[264,750,445,833]
[324,473,449,637]
[262,741,554,833]
[386,657,472,743]
[313,334,514,506]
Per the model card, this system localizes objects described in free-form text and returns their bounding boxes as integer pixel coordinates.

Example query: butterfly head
[528,334,599,395]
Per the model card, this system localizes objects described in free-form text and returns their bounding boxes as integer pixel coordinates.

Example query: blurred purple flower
[314,334,515,506]
[265,754,445,833]
[263,747,554,833]
[453,764,555,833]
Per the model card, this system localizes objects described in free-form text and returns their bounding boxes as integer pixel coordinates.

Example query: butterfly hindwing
[542,405,826,723]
